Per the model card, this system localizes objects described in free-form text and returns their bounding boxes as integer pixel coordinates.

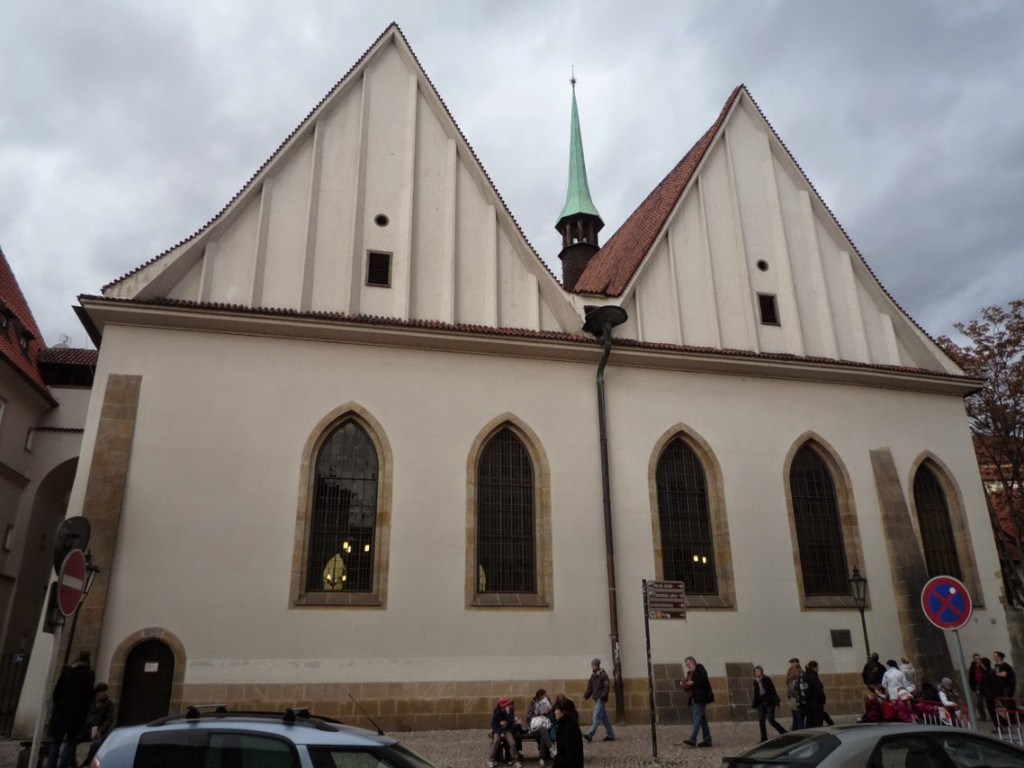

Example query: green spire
[557,79,602,225]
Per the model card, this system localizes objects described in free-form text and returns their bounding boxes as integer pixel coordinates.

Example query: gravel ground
[0,716,859,768]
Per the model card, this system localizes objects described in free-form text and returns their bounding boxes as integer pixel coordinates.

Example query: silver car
[92,708,440,768]
[720,724,1024,767]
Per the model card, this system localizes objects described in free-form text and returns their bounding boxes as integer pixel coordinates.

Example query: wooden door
[118,639,174,725]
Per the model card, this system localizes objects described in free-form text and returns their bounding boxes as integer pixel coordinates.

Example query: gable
[582,87,961,376]
[103,26,579,336]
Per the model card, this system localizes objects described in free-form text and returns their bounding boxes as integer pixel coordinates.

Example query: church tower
[556,78,604,290]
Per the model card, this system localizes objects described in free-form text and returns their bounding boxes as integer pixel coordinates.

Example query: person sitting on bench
[487,697,521,768]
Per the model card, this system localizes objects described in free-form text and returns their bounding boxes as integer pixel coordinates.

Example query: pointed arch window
[477,429,537,594]
[913,464,962,580]
[292,405,392,608]
[790,446,849,596]
[306,421,378,592]
[656,439,717,595]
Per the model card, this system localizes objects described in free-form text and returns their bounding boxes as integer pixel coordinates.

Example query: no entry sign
[921,575,972,631]
[57,549,87,617]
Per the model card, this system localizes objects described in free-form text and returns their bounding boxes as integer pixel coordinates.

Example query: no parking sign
[921,574,978,730]
[921,575,972,630]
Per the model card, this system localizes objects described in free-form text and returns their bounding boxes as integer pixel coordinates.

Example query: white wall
[54,322,1007,691]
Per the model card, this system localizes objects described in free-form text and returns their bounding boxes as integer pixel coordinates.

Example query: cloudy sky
[2,1,1022,348]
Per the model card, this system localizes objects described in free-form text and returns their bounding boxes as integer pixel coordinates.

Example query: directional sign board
[643,579,686,619]
[57,549,87,617]
[921,575,972,631]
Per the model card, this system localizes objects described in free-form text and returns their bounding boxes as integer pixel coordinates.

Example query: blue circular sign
[920,575,972,630]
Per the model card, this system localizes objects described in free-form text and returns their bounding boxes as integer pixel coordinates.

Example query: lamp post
[849,566,870,659]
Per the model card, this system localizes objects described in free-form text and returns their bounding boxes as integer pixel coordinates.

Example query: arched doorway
[3,459,78,655]
[118,639,174,725]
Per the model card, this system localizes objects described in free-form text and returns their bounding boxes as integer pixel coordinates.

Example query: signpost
[921,575,976,729]
[30,530,93,768]
[57,549,87,616]
[642,579,687,765]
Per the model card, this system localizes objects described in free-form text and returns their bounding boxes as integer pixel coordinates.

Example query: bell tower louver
[556,78,604,290]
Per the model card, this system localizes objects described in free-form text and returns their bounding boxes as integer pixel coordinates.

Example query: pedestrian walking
[48,651,96,768]
[751,665,787,742]
[785,658,805,730]
[803,661,826,728]
[582,658,615,742]
[680,656,714,747]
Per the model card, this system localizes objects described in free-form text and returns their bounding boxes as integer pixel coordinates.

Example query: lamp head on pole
[83,551,101,596]
[849,566,868,608]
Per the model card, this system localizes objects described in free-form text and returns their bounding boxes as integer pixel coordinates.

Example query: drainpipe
[583,304,629,723]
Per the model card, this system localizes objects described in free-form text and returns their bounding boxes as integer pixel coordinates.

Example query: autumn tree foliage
[937,299,1024,608]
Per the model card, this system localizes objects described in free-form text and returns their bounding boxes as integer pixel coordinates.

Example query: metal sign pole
[642,581,659,765]
[952,629,977,730]
[29,622,63,768]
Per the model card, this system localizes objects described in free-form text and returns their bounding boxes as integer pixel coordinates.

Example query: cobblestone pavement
[0,716,858,768]
[398,718,859,768]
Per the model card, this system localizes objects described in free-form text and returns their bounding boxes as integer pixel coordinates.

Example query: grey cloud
[2,0,1022,348]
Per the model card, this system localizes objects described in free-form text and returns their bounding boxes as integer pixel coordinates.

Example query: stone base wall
[180,669,870,731]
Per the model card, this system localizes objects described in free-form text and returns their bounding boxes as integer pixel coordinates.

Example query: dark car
[720,724,1024,767]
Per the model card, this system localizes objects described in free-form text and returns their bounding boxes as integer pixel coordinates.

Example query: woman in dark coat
[803,661,827,728]
[553,697,584,768]
[751,665,787,742]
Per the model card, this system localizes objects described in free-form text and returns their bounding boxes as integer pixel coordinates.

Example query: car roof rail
[149,706,344,730]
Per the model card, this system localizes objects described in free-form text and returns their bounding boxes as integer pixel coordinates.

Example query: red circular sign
[57,549,87,617]
[921,575,972,631]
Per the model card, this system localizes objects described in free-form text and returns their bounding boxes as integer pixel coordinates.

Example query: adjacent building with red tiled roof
[15,23,1015,736]
[0,248,96,683]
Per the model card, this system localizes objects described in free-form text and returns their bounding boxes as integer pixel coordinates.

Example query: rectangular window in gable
[758,293,780,326]
[366,252,392,287]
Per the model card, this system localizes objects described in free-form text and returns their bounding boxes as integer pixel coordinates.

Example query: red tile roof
[37,347,98,366]
[572,85,950,367]
[0,247,52,400]
[573,86,742,295]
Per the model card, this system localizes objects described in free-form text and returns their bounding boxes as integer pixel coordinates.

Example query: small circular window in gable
[374,214,389,227]
[756,260,769,272]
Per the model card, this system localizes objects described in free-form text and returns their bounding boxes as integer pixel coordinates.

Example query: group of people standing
[968,651,1018,726]
[859,649,1018,729]
[488,648,1018,765]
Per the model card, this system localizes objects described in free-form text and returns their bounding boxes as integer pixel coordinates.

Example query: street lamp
[849,566,870,659]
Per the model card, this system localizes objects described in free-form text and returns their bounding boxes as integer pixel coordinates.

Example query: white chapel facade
[16,24,1011,732]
